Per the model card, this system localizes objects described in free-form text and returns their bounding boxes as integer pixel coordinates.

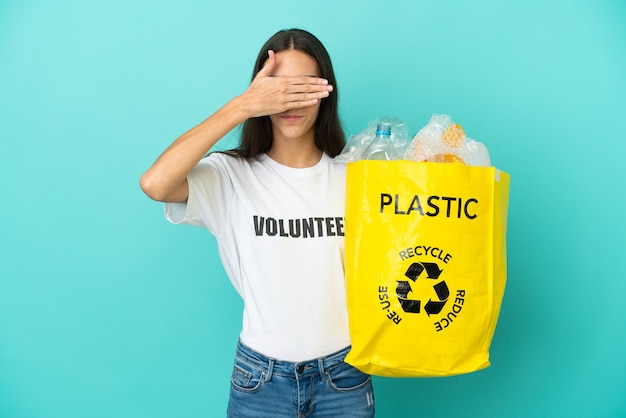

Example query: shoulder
[195,152,260,172]
[327,155,347,177]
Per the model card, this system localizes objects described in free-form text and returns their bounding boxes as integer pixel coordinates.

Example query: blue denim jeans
[227,340,375,417]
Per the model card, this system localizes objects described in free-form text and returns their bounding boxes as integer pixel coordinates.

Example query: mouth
[279,114,303,122]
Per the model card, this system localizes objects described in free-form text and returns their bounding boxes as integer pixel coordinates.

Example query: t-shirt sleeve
[163,154,234,238]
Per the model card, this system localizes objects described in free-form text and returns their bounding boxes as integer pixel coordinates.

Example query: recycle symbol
[396,262,449,316]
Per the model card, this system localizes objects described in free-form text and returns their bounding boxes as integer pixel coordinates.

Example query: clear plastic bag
[335,114,492,166]
[402,114,491,166]
[334,117,410,163]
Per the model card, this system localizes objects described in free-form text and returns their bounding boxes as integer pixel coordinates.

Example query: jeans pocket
[230,359,266,393]
[325,361,371,392]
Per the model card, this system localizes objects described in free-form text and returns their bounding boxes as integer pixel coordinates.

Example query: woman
[140,29,375,417]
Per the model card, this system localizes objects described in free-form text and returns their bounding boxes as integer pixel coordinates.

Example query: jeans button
[297,365,305,374]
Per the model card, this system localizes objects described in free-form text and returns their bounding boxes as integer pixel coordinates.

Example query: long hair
[230,29,345,158]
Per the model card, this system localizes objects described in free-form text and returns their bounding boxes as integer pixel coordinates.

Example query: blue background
[1,0,625,417]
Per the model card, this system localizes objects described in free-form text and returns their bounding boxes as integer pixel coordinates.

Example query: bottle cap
[376,122,392,136]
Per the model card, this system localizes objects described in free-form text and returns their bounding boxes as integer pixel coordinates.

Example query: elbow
[140,171,166,202]
[140,170,187,202]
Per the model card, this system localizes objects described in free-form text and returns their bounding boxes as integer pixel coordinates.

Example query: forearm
[140,96,249,202]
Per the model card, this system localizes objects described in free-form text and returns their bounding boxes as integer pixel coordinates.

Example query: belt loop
[265,358,275,383]
[318,358,327,380]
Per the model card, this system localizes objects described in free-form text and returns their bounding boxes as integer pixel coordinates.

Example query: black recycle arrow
[424,281,450,316]
[404,262,443,281]
[396,280,421,313]
[396,262,448,315]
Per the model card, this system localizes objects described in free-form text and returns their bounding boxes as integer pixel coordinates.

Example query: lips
[279,114,303,122]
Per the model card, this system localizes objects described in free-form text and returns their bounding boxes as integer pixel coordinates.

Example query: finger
[256,50,276,78]
[278,91,331,111]
[292,90,331,102]
[284,75,330,87]
[281,98,323,111]
[283,80,334,95]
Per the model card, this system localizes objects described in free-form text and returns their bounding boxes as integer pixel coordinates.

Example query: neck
[267,138,323,168]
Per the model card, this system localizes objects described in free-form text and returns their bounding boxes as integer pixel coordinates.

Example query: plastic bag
[402,114,491,166]
[344,161,510,376]
[335,117,410,163]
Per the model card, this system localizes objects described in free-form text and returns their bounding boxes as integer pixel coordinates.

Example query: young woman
[140,29,375,417]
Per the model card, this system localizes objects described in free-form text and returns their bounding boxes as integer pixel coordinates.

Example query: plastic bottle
[363,122,399,160]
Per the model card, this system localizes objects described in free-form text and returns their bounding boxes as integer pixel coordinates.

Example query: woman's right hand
[240,50,334,118]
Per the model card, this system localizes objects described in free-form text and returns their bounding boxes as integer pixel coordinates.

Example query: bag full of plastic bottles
[341,114,510,377]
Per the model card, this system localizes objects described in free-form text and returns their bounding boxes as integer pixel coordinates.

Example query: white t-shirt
[165,152,350,362]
